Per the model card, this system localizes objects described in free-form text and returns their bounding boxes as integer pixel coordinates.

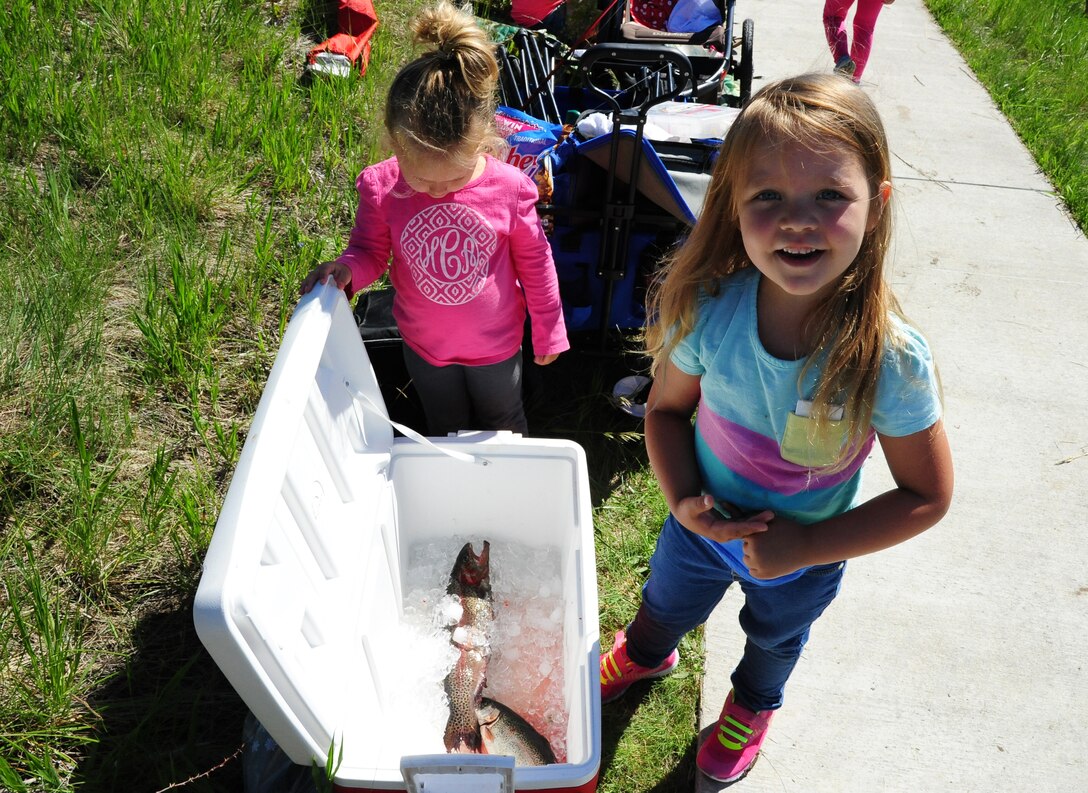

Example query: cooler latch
[400,754,515,792]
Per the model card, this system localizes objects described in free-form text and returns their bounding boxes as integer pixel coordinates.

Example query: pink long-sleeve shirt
[335,155,569,367]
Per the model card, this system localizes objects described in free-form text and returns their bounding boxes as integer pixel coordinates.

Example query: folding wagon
[486,0,756,348]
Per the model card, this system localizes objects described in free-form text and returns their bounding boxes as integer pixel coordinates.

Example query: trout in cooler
[443,541,493,753]
[477,696,557,766]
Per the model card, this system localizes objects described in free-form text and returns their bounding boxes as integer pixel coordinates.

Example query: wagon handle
[575,42,694,118]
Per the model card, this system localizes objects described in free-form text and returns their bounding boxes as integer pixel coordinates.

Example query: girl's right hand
[675,494,773,544]
[300,261,352,296]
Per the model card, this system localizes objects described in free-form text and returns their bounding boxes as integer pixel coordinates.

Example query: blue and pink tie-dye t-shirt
[670,267,942,585]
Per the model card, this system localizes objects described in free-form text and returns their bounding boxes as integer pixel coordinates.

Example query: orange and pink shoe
[696,689,775,783]
[599,629,679,704]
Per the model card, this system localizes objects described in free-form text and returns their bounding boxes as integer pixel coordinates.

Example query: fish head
[448,541,491,598]
[473,696,556,766]
[476,697,501,729]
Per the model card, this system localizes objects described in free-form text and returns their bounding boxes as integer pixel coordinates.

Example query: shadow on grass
[526,337,652,506]
[599,684,700,793]
[76,603,247,793]
[645,738,699,793]
[299,0,340,42]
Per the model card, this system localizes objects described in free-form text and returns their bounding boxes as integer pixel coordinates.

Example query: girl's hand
[534,353,560,366]
[742,515,812,580]
[300,261,351,295]
[675,494,773,544]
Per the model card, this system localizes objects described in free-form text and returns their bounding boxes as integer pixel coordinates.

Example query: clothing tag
[795,399,844,421]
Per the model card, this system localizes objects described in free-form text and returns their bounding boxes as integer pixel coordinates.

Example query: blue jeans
[625,514,845,712]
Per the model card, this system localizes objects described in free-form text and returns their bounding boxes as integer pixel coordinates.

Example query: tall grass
[0,0,1084,791]
[0,0,418,789]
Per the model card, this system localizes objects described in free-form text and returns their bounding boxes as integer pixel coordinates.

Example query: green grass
[0,1,1085,791]
[0,0,425,789]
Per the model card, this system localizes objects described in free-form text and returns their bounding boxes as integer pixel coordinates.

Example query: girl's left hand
[742,515,813,580]
[675,495,772,544]
[534,353,560,365]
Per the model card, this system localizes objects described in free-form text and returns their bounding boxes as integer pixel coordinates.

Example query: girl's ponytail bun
[386,1,500,155]
[413,2,498,100]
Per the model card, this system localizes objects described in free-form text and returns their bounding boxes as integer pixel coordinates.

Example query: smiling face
[737,135,886,307]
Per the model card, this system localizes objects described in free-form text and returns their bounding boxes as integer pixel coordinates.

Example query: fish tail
[443,723,482,753]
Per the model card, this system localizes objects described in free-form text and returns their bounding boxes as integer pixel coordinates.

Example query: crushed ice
[390,536,569,762]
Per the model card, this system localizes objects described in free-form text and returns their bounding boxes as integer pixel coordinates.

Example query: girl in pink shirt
[823,0,896,82]
[301,1,568,436]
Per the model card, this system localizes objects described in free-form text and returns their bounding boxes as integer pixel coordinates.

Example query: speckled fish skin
[476,696,557,766]
[443,646,489,752]
[443,541,493,753]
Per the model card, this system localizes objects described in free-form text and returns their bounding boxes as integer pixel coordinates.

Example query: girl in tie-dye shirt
[599,73,953,784]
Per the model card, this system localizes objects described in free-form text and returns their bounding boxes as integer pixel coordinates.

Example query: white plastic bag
[666,0,722,33]
[575,112,613,139]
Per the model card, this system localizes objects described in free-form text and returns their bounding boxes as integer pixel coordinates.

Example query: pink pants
[823,0,887,80]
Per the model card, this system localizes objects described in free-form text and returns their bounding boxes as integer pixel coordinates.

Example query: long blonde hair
[385,1,502,165]
[646,73,906,471]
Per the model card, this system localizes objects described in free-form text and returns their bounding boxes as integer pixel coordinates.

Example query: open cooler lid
[260,279,395,455]
[193,281,398,765]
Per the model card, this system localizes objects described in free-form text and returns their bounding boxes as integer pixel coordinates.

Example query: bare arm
[645,360,772,543]
[742,419,954,579]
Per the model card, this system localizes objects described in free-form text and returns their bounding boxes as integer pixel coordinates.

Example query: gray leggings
[402,344,527,437]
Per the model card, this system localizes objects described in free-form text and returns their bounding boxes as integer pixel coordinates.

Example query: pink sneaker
[696,689,774,783]
[599,629,679,704]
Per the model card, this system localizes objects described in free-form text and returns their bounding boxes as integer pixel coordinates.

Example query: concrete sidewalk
[696,2,1088,790]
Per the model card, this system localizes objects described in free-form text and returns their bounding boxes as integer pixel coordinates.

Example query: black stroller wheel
[738,18,754,105]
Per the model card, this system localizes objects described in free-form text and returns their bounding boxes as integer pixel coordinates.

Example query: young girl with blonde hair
[600,72,953,783]
[302,1,568,436]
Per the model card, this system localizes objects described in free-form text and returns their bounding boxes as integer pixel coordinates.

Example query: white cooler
[193,282,601,792]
